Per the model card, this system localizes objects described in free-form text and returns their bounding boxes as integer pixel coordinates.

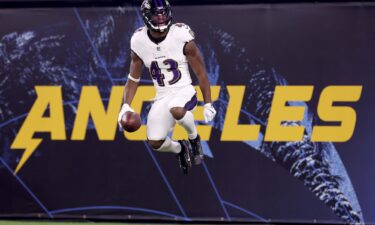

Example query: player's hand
[118,103,135,131]
[203,103,216,123]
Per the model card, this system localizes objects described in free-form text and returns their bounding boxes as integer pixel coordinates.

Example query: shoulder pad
[172,23,195,41]
[132,26,145,36]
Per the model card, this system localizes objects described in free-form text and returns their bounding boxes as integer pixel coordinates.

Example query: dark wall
[0,3,374,225]
[0,0,374,8]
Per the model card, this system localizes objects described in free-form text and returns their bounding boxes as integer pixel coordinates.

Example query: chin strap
[149,20,171,33]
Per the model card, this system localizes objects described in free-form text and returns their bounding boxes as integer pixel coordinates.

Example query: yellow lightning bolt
[11,132,43,174]
[11,86,66,174]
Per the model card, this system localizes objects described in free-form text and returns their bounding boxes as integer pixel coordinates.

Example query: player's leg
[147,98,192,173]
[148,139,178,153]
[170,107,203,165]
[170,107,197,140]
[147,99,179,153]
[168,85,203,165]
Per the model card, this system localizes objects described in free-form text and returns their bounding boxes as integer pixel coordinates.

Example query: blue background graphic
[0,3,374,224]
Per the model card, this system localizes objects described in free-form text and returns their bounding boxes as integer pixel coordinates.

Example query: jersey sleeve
[175,23,195,43]
[130,28,144,58]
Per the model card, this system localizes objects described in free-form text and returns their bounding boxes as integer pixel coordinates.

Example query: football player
[118,0,216,174]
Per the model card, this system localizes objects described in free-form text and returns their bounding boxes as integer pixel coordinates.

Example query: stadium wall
[0,3,374,224]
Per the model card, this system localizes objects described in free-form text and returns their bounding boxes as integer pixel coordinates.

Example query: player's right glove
[118,103,134,131]
[203,103,216,123]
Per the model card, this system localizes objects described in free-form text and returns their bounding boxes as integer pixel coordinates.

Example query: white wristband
[128,74,140,83]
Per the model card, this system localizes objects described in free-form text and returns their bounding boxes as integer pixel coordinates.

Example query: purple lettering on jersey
[150,59,182,87]
[150,61,165,86]
[164,59,181,85]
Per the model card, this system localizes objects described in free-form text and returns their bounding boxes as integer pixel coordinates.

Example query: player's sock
[155,136,181,154]
[177,111,198,140]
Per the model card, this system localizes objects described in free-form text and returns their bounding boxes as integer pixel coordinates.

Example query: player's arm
[123,51,143,104]
[185,41,211,103]
[118,51,143,130]
[185,41,216,123]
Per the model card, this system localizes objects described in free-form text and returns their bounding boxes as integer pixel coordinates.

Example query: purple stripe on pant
[184,94,198,111]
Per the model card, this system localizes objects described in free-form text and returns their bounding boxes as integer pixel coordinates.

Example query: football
[120,111,141,132]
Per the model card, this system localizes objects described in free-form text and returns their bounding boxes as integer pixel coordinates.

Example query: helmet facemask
[141,0,172,33]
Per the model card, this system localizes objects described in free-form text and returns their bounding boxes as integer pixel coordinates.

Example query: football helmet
[141,0,172,33]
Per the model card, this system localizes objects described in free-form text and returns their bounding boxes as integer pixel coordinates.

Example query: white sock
[155,136,181,154]
[177,111,198,140]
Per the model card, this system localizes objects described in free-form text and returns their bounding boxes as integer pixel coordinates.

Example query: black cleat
[189,134,204,165]
[177,140,192,174]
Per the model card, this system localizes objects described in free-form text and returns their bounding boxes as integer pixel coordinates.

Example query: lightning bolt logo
[11,86,66,174]
[11,130,43,174]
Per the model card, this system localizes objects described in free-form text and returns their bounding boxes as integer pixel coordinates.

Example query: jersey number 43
[150,59,181,86]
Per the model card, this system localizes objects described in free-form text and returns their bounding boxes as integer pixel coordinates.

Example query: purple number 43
[150,59,181,86]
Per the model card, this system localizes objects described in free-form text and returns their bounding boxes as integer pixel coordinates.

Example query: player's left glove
[203,103,216,123]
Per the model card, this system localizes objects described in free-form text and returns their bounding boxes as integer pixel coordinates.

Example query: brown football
[120,111,141,132]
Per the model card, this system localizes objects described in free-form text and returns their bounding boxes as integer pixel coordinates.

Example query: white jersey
[131,23,195,93]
